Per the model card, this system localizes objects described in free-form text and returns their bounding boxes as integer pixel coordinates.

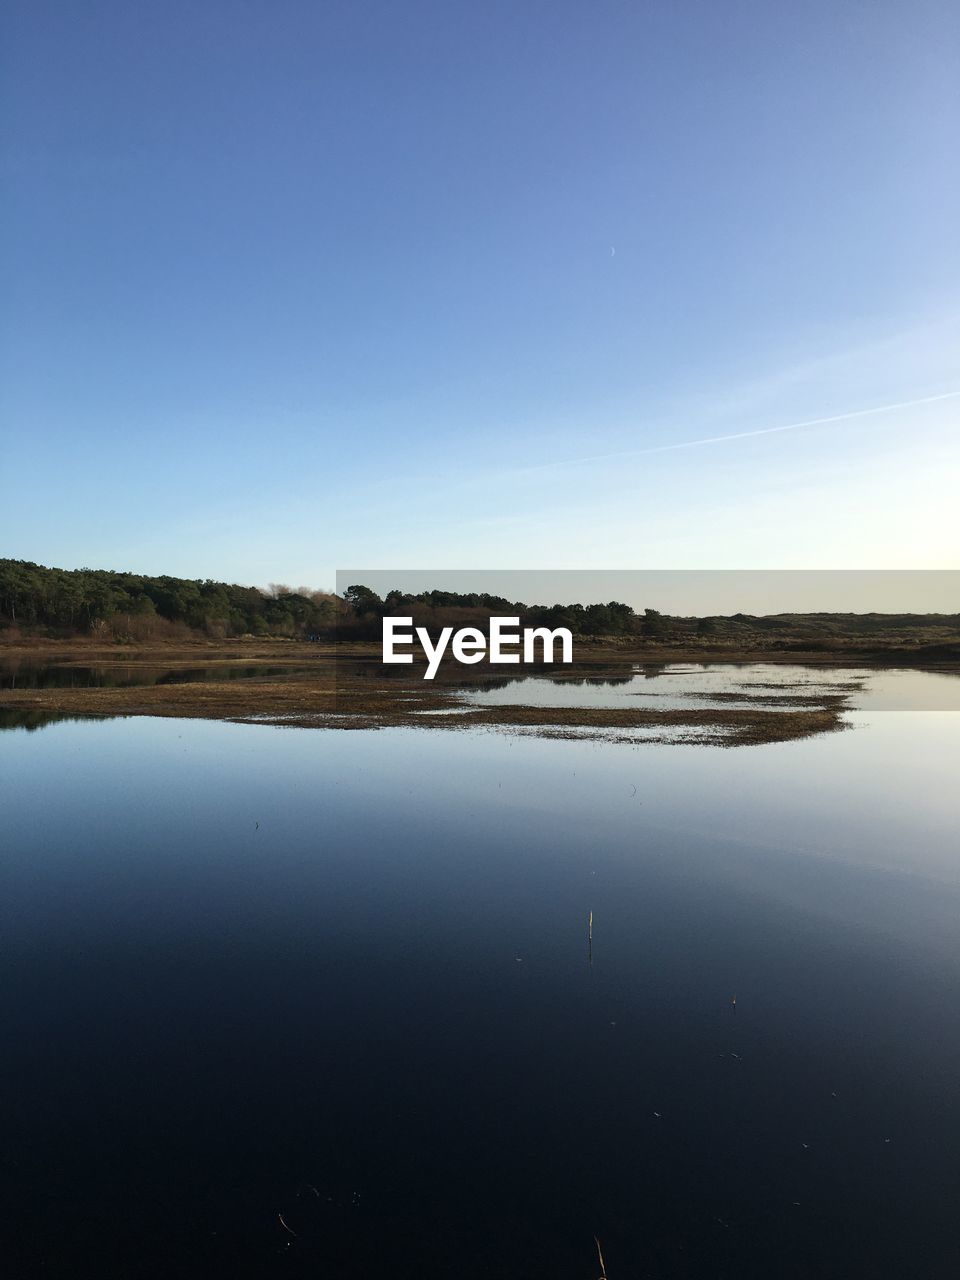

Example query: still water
[0,663,311,690]
[456,663,960,713]
[2,676,960,1277]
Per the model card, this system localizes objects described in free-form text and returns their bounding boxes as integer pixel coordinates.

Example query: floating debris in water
[594,1235,608,1279]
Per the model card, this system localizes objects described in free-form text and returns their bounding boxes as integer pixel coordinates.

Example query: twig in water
[595,1235,608,1278]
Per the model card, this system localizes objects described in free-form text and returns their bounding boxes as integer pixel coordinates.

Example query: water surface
[2,673,959,1277]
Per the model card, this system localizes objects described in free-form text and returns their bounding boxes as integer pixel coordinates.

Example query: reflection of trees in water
[343,660,644,690]
[484,666,642,689]
[0,709,102,732]
[0,664,164,689]
[0,663,304,690]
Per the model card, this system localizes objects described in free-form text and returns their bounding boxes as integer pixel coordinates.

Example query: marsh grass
[0,639,941,745]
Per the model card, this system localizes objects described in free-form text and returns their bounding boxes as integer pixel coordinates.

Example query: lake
[2,665,959,1277]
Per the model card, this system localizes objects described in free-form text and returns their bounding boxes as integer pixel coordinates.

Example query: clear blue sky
[2,0,958,594]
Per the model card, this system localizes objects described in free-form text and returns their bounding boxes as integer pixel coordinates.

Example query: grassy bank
[4,636,948,745]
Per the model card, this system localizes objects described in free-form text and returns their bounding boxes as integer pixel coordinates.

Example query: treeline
[338,586,960,653]
[340,584,645,639]
[0,559,338,640]
[3,561,957,652]
[0,562,651,642]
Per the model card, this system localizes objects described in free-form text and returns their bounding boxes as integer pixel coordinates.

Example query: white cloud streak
[525,389,960,473]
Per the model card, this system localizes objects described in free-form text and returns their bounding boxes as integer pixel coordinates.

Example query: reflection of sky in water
[456,663,960,713]
[2,695,960,1275]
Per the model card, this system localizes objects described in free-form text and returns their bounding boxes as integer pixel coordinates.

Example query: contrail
[529,389,960,471]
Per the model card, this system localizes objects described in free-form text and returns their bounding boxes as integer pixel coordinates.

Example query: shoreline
[2,635,959,666]
[2,638,955,745]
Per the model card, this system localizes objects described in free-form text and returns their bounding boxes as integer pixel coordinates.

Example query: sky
[2,0,958,604]
[336,571,960,616]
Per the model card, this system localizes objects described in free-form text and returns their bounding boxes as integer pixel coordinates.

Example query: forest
[0,560,645,641]
[0,561,646,641]
[0,559,337,640]
[2,560,958,654]
[339,584,639,640]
